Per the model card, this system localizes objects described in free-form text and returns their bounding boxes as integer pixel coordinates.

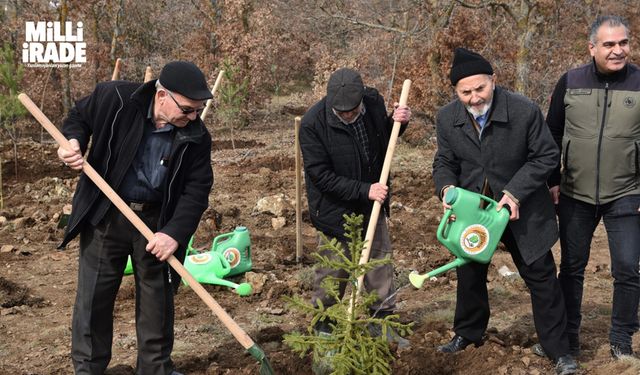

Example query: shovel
[18,93,275,375]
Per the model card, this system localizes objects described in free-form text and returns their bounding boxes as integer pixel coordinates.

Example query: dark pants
[454,227,569,360]
[312,215,396,313]
[71,206,175,375]
[558,194,640,347]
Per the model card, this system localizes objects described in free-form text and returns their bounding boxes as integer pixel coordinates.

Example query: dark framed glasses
[165,90,205,115]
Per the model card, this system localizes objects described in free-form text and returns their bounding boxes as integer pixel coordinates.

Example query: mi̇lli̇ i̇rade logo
[22,21,86,68]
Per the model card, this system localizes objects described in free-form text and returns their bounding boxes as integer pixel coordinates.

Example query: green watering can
[182,245,252,296]
[123,226,253,296]
[409,187,510,288]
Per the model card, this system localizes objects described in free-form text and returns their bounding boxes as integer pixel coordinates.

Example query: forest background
[2,0,640,136]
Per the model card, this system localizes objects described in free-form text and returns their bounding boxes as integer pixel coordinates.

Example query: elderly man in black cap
[299,67,411,343]
[57,61,213,374]
[432,48,577,374]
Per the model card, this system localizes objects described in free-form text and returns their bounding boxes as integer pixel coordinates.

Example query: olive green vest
[562,64,640,204]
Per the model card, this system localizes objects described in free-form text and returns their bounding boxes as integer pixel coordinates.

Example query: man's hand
[146,232,179,262]
[441,185,454,213]
[549,185,560,205]
[392,103,411,124]
[497,194,519,221]
[57,139,84,170]
[368,182,388,204]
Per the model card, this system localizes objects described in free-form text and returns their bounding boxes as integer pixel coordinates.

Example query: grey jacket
[433,86,559,265]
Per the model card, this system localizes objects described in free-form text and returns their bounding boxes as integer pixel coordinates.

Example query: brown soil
[1,110,639,374]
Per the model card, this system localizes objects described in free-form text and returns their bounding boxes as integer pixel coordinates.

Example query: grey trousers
[71,206,175,375]
[312,215,396,313]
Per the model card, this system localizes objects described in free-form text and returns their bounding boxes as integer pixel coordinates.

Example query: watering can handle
[216,251,232,270]
[437,209,453,240]
[479,194,502,210]
[211,232,234,252]
[186,235,196,255]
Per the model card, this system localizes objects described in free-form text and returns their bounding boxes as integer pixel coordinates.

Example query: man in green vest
[546,15,640,359]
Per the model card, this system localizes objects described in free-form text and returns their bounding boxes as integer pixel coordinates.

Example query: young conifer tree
[284,213,412,375]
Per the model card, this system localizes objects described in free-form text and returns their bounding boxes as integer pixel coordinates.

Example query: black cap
[326,68,365,112]
[159,61,212,100]
[449,48,494,86]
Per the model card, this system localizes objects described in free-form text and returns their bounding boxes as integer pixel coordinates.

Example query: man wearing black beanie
[432,48,577,375]
[57,61,213,374]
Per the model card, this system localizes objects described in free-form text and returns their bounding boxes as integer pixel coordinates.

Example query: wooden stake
[295,116,303,263]
[143,66,153,82]
[111,58,122,81]
[200,70,225,121]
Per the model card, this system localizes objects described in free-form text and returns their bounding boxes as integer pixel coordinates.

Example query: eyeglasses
[165,90,205,115]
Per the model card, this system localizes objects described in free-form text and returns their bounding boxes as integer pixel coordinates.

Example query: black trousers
[71,206,175,375]
[453,227,570,360]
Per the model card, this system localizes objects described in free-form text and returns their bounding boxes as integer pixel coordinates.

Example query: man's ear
[588,41,596,57]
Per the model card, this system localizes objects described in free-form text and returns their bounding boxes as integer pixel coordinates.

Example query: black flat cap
[159,61,212,100]
[449,48,494,86]
[326,68,365,112]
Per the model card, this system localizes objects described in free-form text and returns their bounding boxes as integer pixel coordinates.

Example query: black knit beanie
[449,48,494,86]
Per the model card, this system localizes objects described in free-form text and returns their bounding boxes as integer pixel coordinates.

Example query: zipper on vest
[595,82,609,207]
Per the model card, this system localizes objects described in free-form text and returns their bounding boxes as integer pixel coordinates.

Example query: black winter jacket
[60,80,213,280]
[299,87,406,240]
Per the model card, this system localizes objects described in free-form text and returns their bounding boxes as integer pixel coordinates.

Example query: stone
[245,272,268,294]
[1,245,15,253]
[271,217,286,229]
[254,193,290,216]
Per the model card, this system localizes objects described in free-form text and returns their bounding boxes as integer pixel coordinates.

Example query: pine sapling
[284,213,412,375]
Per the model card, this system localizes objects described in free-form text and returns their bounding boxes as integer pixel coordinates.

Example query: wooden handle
[200,70,225,121]
[18,93,256,349]
[355,79,411,294]
[294,116,303,263]
[143,66,153,83]
[111,58,122,81]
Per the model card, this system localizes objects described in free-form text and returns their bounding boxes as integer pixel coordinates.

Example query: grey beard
[466,103,491,118]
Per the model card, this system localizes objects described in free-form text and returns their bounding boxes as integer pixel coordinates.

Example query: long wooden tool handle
[111,58,122,81]
[18,93,256,349]
[294,116,303,263]
[200,70,225,121]
[355,79,411,294]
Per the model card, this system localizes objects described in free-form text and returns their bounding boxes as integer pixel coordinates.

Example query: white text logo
[22,21,86,67]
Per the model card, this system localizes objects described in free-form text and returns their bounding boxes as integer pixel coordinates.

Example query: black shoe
[531,343,547,357]
[367,323,411,349]
[555,355,577,375]
[437,334,477,353]
[532,333,580,358]
[610,343,633,359]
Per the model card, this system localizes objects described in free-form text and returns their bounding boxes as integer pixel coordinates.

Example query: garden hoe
[18,93,275,375]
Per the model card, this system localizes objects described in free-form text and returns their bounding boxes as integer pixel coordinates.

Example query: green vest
[562,64,640,204]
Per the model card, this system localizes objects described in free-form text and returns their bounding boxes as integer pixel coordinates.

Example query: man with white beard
[431,48,577,375]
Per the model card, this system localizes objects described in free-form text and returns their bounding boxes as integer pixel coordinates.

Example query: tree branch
[319,6,407,34]
[454,0,517,22]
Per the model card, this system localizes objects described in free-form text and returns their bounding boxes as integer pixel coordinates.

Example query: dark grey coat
[432,86,559,265]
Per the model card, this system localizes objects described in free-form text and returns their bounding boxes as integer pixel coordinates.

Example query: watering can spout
[409,258,469,288]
